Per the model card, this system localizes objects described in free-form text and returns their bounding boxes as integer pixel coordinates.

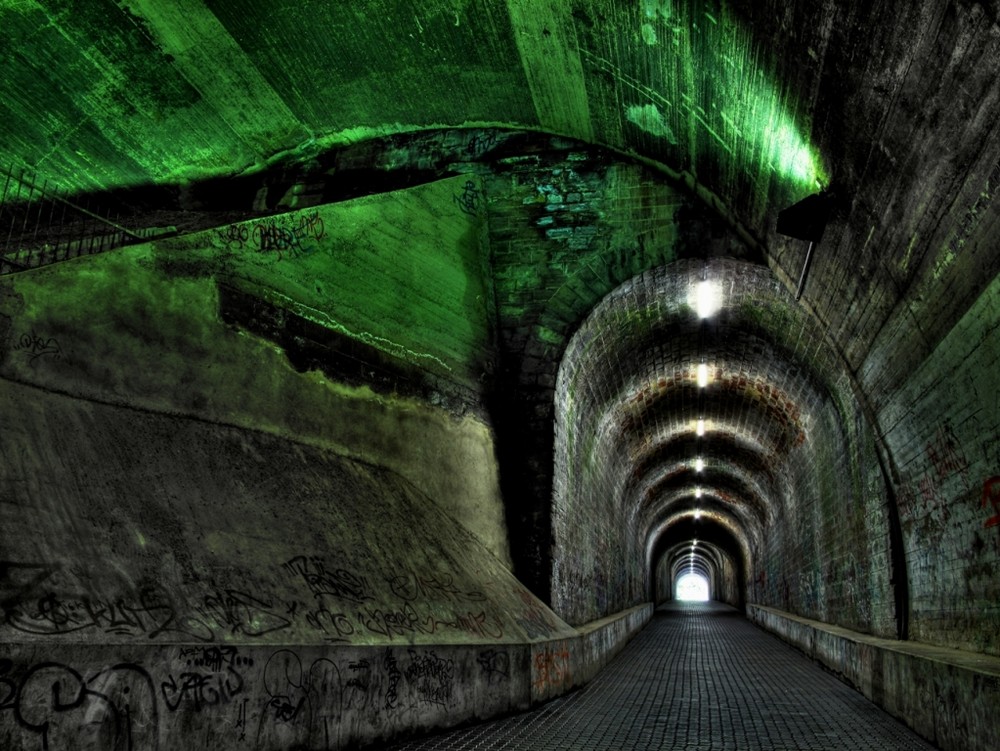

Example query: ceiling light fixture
[691,279,722,319]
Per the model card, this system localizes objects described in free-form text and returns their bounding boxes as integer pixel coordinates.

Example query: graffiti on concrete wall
[465,131,500,158]
[284,556,373,605]
[3,580,293,643]
[197,588,295,638]
[252,213,325,259]
[476,649,510,685]
[403,650,454,706]
[531,644,571,694]
[213,211,325,260]
[0,658,159,751]
[258,649,347,745]
[3,582,217,642]
[0,641,493,751]
[12,331,61,365]
[453,180,484,216]
[898,421,977,526]
[0,554,570,747]
[925,422,970,484]
[214,223,251,250]
[161,647,252,713]
[0,557,512,646]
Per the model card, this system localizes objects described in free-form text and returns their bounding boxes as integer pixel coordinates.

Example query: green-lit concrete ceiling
[1,0,824,218]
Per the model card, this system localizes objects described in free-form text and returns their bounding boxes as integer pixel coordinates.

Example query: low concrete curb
[1,603,654,750]
[529,603,653,703]
[748,604,1000,751]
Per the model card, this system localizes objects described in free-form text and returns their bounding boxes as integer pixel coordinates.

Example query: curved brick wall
[552,259,896,637]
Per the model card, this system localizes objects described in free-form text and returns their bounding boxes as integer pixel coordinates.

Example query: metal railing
[0,166,165,274]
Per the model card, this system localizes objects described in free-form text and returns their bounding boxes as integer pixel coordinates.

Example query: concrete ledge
[529,603,653,703]
[0,604,653,750]
[748,604,1000,751]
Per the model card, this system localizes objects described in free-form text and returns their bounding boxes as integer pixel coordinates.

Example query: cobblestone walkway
[387,601,938,750]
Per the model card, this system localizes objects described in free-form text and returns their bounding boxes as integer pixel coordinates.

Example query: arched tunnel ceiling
[551,258,864,621]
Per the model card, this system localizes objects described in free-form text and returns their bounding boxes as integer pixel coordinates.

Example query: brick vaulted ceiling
[2,1,999,633]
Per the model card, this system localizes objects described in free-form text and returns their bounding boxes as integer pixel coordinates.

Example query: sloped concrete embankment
[0,380,650,749]
[0,203,650,749]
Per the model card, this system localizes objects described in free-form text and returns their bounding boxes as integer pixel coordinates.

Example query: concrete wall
[0,372,651,748]
[0,178,508,564]
[0,187,655,748]
[0,378,572,649]
[0,604,650,750]
[749,605,1000,751]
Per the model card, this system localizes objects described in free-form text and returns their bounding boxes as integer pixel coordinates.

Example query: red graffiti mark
[926,423,969,481]
[982,477,1000,529]
[532,646,570,692]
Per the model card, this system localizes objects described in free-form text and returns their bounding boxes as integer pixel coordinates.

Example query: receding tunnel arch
[651,517,748,609]
[551,257,897,634]
[669,541,722,602]
[628,430,778,536]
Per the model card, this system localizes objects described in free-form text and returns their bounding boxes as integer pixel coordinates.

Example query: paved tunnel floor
[387,601,938,750]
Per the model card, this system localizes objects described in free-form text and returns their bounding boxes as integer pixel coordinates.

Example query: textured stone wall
[484,148,757,599]
[879,274,1000,655]
[485,153,686,598]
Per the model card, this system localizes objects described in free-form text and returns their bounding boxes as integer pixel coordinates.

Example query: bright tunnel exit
[675,572,710,601]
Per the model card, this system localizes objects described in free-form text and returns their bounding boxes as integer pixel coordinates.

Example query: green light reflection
[630,0,828,197]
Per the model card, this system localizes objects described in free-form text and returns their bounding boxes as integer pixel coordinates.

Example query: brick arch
[550,257,891,630]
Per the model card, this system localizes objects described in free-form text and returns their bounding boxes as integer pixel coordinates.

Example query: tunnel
[0,1,998,749]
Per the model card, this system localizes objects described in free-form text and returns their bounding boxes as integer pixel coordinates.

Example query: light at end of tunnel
[677,572,709,601]
[695,457,705,472]
[697,363,710,388]
[696,418,705,436]
[690,280,722,319]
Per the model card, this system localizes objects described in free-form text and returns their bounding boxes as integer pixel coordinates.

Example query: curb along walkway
[387,601,938,750]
